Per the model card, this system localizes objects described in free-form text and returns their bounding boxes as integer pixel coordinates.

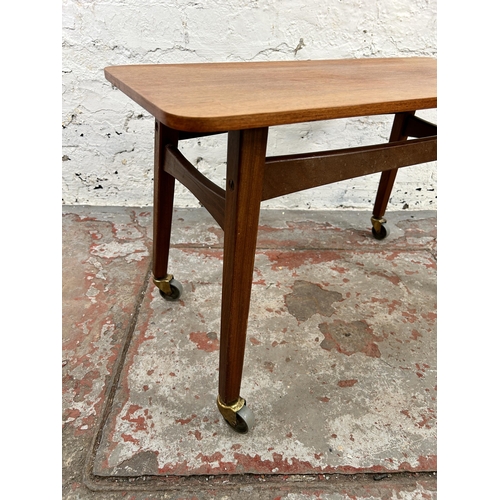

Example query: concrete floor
[62,206,437,499]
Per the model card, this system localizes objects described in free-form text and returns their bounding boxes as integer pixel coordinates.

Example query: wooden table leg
[371,111,415,240]
[217,127,269,433]
[152,121,183,300]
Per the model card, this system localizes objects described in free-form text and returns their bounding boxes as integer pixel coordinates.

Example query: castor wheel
[159,278,183,300]
[153,275,183,301]
[217,396,255,434]
[370,216,389,240]
[371,224,389,240]
[230,404,255,434]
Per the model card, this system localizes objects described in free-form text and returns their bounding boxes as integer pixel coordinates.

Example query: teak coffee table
[104,58,437,433]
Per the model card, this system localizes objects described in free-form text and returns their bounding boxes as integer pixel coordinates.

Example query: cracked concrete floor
[62,206,437,499]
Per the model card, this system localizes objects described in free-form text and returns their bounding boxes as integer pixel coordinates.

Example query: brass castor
[370,216,389,240]
[153,274,183,300]
[217,395,255,434]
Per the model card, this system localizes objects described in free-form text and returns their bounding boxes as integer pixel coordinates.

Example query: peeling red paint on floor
[318,320,382,357]
[338,379,358,388]
[267,250,344,271]
[148,453,438,476]
[63,207,437,487]
[94,239,436,477]
[189,332,220,352]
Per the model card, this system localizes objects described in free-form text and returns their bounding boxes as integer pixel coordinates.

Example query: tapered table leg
[371,111,415,239]
[152,121,183,300]
[217,127,269,433]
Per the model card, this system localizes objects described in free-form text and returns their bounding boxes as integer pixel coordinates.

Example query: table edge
[104,59,437,133]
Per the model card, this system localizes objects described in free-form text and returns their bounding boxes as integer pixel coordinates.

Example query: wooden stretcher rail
[262,136,437,201]
[164,133,436,230]
[164,145,226,229]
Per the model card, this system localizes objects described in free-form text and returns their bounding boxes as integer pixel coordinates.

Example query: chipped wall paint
[62,0,437,210]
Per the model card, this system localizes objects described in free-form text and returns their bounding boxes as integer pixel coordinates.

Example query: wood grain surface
[104,58,436,132]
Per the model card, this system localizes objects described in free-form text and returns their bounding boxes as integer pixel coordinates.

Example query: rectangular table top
[104,58,436,133]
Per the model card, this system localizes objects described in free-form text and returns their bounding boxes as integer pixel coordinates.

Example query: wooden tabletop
[104,58,436,133]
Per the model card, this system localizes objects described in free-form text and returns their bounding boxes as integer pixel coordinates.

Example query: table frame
[104,59,437,432]
[151,112,436,432]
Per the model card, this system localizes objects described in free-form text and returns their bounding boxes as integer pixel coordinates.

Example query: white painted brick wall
[62,0,437,210]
